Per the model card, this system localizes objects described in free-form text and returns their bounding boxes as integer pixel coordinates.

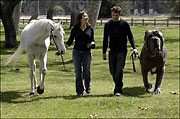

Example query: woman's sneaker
[114,93,121,96]
[77,93,84,96]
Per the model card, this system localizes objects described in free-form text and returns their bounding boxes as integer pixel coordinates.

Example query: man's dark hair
[111,6,122,14]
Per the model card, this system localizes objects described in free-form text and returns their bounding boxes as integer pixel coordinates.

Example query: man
[102,6,138,96]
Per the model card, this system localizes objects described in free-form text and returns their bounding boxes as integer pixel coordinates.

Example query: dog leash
[130,52,140,72]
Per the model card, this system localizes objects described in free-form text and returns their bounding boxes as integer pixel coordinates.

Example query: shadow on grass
[122,86,150,98]
[1,90,26,103]
[1,87,149,104]
[0,41,20,55]
[47,59,73,66]
[63,93,114,100]
[1,90,113,103]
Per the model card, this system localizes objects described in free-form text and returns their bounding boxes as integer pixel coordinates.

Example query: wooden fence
[17,18,179,27]
[0,18,179,35]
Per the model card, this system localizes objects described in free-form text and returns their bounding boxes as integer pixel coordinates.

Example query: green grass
[1,25,179,118]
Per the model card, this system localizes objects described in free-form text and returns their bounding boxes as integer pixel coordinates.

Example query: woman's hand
[90,41,95,49]
[65,44,69,49]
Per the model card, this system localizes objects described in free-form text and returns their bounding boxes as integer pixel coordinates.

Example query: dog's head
[144,30,164,56]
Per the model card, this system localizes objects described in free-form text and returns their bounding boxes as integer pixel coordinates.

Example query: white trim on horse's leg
[28,54,36,94]
[33,60,38,89]
[39,54,47,90]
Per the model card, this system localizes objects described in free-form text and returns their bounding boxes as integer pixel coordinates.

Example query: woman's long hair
[73,11,91,28]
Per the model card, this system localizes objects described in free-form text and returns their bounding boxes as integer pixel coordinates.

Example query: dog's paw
[146,88,152,93]
[145,83,152,93]
[154,88,162,95]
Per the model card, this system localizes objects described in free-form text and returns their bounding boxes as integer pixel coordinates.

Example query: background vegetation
[1,24,179,118]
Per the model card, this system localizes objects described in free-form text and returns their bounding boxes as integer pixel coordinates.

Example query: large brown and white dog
[140,30,167,94]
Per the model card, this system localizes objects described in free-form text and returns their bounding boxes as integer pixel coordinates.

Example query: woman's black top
[103,19,136,54]
[66,26,94,51]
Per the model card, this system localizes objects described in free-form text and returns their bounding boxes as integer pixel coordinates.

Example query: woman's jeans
[109,51,127,94]
[73,49,92,95]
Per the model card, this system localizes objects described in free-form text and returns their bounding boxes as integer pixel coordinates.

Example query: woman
[65,11,95,96]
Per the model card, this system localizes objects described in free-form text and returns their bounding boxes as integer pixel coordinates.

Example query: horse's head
[51,22,66,54]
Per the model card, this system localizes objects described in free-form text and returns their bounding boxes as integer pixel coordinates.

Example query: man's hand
[133,49,139,58]
[103,54,107,60]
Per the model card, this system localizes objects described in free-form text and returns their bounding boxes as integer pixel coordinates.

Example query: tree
[0,0,21,48]
[69,0,102,28]
[54,5,64,15]
[86,0,102,28]
[169,0,179,17]
[47,1,56,20]
[13,1,22,35]
[69,0,87,29]
[28,0,39,23]
[99,0,116,18]
[161,0,179,17]
[115,0,132,16]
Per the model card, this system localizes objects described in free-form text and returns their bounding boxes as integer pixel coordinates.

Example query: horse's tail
[5,44,24,69]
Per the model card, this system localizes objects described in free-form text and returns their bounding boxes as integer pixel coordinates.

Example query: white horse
[5,19,66,95]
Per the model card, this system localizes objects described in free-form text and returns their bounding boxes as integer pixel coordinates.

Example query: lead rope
[50,29,59,51]
[130,52,140,72]
[50,29,66,71]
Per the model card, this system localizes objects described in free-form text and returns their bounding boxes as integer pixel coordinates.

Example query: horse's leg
[37,53,47,94]
[33,60,37,89]
[28,54,36,95]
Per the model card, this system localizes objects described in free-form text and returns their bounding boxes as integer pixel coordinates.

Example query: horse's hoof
[37,86,44,94]
[29,92,35,96]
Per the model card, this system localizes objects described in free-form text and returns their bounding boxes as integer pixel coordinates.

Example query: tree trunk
[47,1,56,20]
[28,0,39,23]
[86,0,102,28]
[13,1,22,35]
[0,0,21,48]
[70,12,75,29]
[69,0,88,29]
[70,1,79,29]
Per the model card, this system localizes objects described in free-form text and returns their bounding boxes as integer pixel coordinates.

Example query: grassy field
[1,24,179,118]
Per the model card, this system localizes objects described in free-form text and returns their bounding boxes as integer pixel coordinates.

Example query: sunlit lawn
[1,24,179,118]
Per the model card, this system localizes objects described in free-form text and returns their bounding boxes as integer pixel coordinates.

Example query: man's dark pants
[109,51,127,94]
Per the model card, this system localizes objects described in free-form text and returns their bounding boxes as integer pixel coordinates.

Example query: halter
[50,28,66,71]
[50,28,59,52]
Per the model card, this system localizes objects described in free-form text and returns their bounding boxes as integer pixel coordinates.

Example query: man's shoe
[86,89,90,94]
[114,93,121,96]
[77,93,84,96]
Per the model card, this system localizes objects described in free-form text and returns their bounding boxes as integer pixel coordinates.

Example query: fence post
[131,18,133,26]
[142,19,144,26]
[101,18,102,26]
[154,19,156,26]
[23,19,24,24]
[66,18,68,25]
[0,20,1,36]
[167,19,169,27]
